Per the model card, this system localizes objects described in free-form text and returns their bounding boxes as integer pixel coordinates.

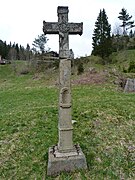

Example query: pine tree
[32,34,48,54]
[129,30,134,38]
[92,9,112,59]
[26,44,32,61]
[118,8,135,35]
[15,43,20,60]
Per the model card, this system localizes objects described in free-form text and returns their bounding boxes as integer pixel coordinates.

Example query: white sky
[0,0,135,57]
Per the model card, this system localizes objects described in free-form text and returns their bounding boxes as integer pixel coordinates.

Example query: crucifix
[43,6,87,175]
[43,6,83,59]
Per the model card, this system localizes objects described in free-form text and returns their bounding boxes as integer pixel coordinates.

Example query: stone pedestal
[47,145,87,176]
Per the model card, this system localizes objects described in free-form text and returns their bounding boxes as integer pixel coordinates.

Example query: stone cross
[43,6,83,59]
[43,6,87,175]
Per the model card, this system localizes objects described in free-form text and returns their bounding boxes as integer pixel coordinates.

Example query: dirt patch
[72,72,107,85]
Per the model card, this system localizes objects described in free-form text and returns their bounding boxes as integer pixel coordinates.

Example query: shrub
[77,62,84,75]
[20,68,29,75]
[123,67,127,73]
[128,61,135,73]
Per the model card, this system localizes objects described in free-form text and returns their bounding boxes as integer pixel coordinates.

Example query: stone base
[47,145,87,176]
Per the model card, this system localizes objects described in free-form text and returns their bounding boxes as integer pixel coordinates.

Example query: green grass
[0,64,135,179]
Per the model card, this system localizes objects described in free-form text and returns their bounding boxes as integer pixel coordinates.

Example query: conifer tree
[118,8,135,35]
[32,34,48,54]
[92,9,112,59]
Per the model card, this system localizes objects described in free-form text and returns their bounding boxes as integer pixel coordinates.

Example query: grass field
[0,63,135,179]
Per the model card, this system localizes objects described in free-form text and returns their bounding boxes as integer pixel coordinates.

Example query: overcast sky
[0,0,135,57]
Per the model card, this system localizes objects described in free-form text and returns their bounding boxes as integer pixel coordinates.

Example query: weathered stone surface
[124,78,135,92]
[43,6,87,176]
[59,59,71,88]
[47,146,87,176]
[43,6,83,59]
[58,59,73,152]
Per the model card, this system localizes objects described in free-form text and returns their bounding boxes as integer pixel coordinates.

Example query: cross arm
[43,21,59,35]
[69,22,83,35]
